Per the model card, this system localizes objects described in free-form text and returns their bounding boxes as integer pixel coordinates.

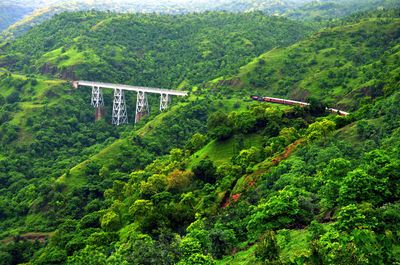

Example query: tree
[307,119,335,142]
[6,91,20,104]
[334,203,378,232]
[67,246,107,265]
[207,111,232,140]
[279,127,299,145]
[255,231,281,265]
[100,201,124,232]
[319,158,352,208]
[209,225,237,259]
[192,160,217,184]
[339,169,390,205]
[180,253,215,265]
[247,186,309,237]
[234,146,263,169]
[186,133,208,154]
[234,111,257,134]
[167,169,193,193]
[0,94,5,106]
[139,174,167,198]
[305,97,327,116]
[180,237,202,259]
[265,107,283,123]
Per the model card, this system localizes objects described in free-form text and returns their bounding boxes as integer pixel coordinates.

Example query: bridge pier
[112,88,128,125]
[135,91,149,123]
[91,86,104,108]
[76,80,188,125]
[160,93,169,111]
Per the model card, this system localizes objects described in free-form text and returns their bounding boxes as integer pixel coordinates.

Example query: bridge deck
[76,81,187,96]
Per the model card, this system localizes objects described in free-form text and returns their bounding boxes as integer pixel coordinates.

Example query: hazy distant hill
[0,4,33,32]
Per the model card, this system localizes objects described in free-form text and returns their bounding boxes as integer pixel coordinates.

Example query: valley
[0,2,400,265]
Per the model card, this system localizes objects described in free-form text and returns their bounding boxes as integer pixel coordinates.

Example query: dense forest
[0,3,400,265]
[0,11,316,88]
[218,8,400,110]
[3,0,400,41]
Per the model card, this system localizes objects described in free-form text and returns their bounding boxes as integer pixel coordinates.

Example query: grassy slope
[55,104,182,189]
[218,16,400,109]
[187,133,264,169]
[217,229,311,265]
[0,73,66,133]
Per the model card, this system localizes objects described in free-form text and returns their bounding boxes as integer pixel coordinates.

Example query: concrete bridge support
[112,88,128,125]
[135,91,149,123]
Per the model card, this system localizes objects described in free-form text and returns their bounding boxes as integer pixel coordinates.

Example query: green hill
[0,11,316,89]
[1,7,400,265]
[214,9,400,110]
[0,4,33,33]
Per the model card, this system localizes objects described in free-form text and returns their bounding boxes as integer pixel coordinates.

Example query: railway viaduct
[72,81,187,125]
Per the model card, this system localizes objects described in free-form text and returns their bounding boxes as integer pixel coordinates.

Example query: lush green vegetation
[4,0,400,42]
[1,11,316,90]
[1,5,400,265]
[218,8,400,111]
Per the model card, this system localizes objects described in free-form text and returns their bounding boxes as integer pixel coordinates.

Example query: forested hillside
[0,6,400,265]
[217,8,400,110]
[3,0,400,41]
[1,0,305,41]
[0,11,316,88]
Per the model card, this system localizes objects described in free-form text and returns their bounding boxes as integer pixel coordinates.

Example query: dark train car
[250,95,263,101]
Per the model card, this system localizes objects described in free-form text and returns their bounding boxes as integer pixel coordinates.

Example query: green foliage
[307,119,336,142]
[186,133,209,154]
[339,169,390,205]
[247,186,311,237]
[207,111,233,140]
[209,224,237,259]
[319,158,352,208]
[233,9,400,109]
[192,160,217,184]
[255,231,281,265]
[313,227,395,265]
[2,11,315,88]
[3,6,400,265]
[182,253,216,265]
[334,203,379,232]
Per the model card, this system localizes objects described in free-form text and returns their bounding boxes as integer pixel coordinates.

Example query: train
[250,95,348,116]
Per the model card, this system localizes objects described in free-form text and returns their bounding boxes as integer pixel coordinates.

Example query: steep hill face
[215,9,400,110]
[0,11,316,88]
